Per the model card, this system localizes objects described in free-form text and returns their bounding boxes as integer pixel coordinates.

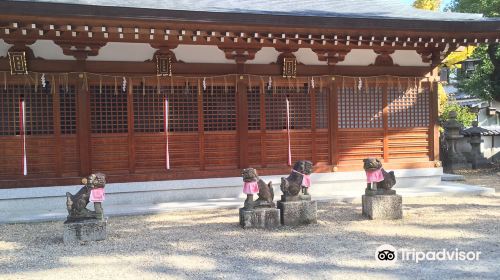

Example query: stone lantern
[442,111,470,172]
[462,121,489,169]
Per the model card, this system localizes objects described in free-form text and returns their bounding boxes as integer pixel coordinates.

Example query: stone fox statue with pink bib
[363,158,396,195]
[280,160,313,200]
[241,168,274,209]
[65,173,106,222]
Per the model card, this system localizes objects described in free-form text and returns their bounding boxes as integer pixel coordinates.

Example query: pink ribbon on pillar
[19,99,27,176]
[286,98,291,166]
[164,98,170,170]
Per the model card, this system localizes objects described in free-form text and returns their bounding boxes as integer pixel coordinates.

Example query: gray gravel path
[1,195,499,280]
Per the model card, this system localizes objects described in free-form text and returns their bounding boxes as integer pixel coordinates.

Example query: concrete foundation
[239,208,280,229]
[277,200,317,226]
[63,219,107,244]
[362,194,402,220]
[0,168,444,223]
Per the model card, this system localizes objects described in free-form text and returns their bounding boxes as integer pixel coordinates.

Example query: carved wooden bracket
[54,41,106,60]
[4,38,36,59]
[312,48,351,65]
[417,49,441,65]
[149,43,179,62]
[219,46,261,64]
[372,49,397,66]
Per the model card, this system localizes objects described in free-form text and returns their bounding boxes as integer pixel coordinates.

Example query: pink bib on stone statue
[365,169,384,183]
[90,188,105,202]
[302,174,312,188]
[242,181,259,194]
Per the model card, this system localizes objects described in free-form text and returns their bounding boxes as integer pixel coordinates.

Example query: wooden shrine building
[1,0,500,190]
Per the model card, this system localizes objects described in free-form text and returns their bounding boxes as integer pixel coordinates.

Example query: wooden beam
[0,58,432,77]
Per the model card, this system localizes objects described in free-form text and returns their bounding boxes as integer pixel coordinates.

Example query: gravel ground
[1,194,499,280]
[454,163,500,192]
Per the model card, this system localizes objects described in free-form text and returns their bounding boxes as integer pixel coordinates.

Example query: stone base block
[277,200,317,226]
[239,208,280,229]
[63,219,107,244]
[362,195,402,220]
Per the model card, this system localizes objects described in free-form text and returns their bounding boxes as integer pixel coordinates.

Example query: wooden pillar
[329,76,338,167]
[382,78,389,162]
[310,84,317,164]
[76,67,91,176]
[52,75,63,177]
[259,78,267,168]
[127,78,135,173]
[237,74,249,169]
[430,79,440,162]
[197,78,205,171]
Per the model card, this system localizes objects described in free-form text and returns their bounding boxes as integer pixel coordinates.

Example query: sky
[401,0,453,11]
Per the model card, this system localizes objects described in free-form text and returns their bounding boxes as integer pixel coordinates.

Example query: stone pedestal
[239,208,280,229]
[63,219,107,244]
[277,200,317,226]
[362,195,402,220]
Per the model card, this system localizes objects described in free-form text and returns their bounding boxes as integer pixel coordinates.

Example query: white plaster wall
[88,42,155,61]
[456,135,500,161]
[0,39,11,57]
[337,49,377,66]
[392,50,430,67]
[247,47,279,64]
[173,45,235,64]
[482,135,500,160]
[293,48,327,65]
[30,40,75,60]
[478,100,500,126]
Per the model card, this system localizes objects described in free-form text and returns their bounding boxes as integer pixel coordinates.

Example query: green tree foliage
[448,0,500,101]
[439,101,477,128]
[413,0,441,11]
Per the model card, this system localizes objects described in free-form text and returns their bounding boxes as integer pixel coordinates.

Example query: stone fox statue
[280,160,313,197]
[241,168,274,208]
[66,173,106,222]
[362,158,396,191]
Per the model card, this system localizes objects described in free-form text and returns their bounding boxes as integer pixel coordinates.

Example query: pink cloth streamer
[19,99,27,176]
[164,98,170,170]
[90,188,105,202]
[242,181,259,194]
[286,98,291,166]
[365,169,384,183]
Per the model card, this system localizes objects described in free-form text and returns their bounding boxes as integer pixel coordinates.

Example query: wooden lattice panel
[59,86,77,134]
[133,85,198,133]
[1,85,54,135]
[203,86,236,131]
[25,87,54,135]
[315,89,328,129]
[388,86,429,128]
[0,86,20,136]
[265,86,311,130]
[90,85,128,134]
[247,86,261,130]
[338,87,383,129]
